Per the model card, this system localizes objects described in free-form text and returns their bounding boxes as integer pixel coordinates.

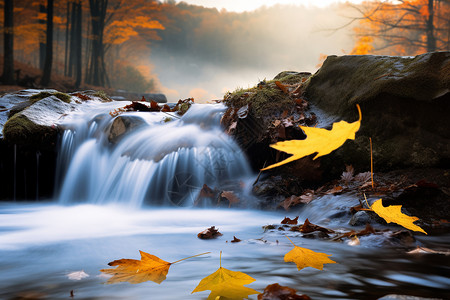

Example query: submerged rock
[106,115,147,144]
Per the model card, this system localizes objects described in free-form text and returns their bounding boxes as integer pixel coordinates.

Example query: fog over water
[149,3,356,102]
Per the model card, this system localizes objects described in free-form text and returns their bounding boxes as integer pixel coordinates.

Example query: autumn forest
[0,0,449,99]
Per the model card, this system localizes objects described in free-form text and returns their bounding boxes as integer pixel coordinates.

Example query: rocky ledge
[222,51,449,229]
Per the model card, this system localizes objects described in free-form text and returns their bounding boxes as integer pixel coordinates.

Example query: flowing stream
[0,101,449,299]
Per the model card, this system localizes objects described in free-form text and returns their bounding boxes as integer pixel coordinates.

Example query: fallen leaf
[299,218,334,234]
[258,283,311,300]
[284,236,336,271]
[100,250,209,284]
[407,246,450,255]
[198,226,223,239]
[272,119,282,127]
[341,165,354,182]
[332,224,377,241]
[325,186,344,195]
[231,236,242,243]
[281,216,299,225]
[192,252,260,300]
[354,172,371,183]
[262,104,361,171]
[220,191,240,207]
[149,100,161,111]
[275,81,289,94]
[278,191,314,210]
[195,184,217,206]
[370,199,427,234]
[67,270,89,281]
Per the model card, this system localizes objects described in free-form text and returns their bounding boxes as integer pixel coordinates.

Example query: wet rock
[304,52,450,174]
[3,95,76,149]
[106,115,147,144]
[349,211,373,226]
[223,71,313,171]
[382,180,450,226]
[378,294,443,300]
[385,230,416,247]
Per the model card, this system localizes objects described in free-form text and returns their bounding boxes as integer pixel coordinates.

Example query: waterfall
[55,102,253,207]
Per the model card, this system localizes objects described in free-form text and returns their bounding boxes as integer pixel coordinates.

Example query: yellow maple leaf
[370,199,427,234]
[100,250,209,284]
[192,252,260,300]
[284,236,337,271]
[262,104,362,171]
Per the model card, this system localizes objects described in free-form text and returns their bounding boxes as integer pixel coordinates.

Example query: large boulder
[3,95,76,149]
[304,52,450,173]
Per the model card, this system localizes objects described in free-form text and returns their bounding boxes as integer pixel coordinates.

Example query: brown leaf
[149,100,161,111]
[161,104,171,112]
[281,216,299,225]
[354,172,371,183]
[350,204,364,214]
[300,219,334,234]
[272,120,282,127]
[258,283,311,300]
[325,186,344,195]
[275,81,289,94]
[278,191,314,211]
[198,226,223,239]
[231,236,242,243]
[341,165,354,182]
[220,191,240,207]
[407,246,450,255]
[199,184,215,198]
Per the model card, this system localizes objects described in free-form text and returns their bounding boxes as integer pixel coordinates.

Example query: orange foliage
[351,0,450,55]
[350,36,374,55]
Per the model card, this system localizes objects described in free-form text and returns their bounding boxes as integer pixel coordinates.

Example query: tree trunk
[426,0,437,52]
[88,0,108,86]
[2,0,15,85]
[39,3,46,71]
[74,0,82,88]
[41,0,54,86]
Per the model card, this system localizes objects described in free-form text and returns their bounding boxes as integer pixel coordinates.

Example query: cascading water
[55,101,253,207]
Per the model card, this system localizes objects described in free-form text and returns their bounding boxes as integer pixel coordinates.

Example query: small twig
[171,252,211,265]
[370,137,374,189]
[162,111,181,119]
[253,160,267,186]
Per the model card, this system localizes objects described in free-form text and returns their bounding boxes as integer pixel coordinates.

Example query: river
[0,101,449,299]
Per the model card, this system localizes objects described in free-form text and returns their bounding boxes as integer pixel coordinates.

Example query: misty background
[147,2,356,102]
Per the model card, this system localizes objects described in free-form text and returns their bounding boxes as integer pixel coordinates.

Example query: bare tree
[349,0,449,54]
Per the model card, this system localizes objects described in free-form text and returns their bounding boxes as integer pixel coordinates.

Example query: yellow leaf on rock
[100,250,209,284]
[262,104,362,171]
[370,199,427,234]
[192,252,260,300]
[284,237,336,271]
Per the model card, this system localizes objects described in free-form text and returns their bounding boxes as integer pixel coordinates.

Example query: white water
[56,102,253,207]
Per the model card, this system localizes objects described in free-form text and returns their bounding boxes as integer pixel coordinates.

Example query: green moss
[93,90,112,102]
[54,92,71,103]
[3,112,56,147]
[30,92,53,104]
[224,75,305,119]
[30,91,71,104]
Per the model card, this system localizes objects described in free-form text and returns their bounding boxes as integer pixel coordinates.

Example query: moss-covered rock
[30,91,72,104]
[3,96,75,149]
[304,52,450,173]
